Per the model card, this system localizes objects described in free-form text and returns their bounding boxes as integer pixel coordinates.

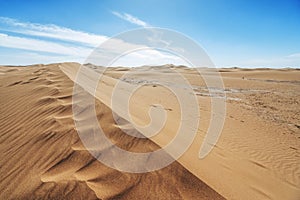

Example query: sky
[0,0,299,68]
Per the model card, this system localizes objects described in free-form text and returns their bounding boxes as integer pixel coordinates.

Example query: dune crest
[0,64,224,199]
[60,63,300,200]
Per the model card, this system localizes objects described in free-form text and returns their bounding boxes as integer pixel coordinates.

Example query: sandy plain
[0,63,299,199]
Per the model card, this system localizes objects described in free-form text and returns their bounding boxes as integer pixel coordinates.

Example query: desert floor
[0,63,299,199]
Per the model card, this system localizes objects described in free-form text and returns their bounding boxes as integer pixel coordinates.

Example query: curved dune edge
[60,63,300,200]
[0,64,224,199]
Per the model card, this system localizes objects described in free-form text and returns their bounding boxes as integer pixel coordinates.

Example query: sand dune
[0,63,299,199]
[0,64,224,199]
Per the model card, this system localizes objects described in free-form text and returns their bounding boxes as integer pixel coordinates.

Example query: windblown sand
[0,63,299,199]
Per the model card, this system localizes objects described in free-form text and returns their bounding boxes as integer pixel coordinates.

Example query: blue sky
[0,0,299,67]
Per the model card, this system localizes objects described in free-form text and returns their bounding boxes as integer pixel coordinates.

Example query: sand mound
[61,63,300,200]
[0,64,224,199]
[1,63,299,199]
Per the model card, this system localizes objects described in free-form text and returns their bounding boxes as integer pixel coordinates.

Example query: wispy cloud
[112,49,189,67]
[286,53,300,59]
[0,17,186,66]
[0,33,92,56]
[0,17,107,47]
[0,17,105,64]
[0,51,84,65]
[239,53,300,68]
[111,11,149,27]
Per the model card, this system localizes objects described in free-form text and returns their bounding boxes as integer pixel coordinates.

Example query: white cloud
[0,51,84,65]
[0,33,92,56]
[286,53,300,59]
[0,17,107,47]
[108,49,190,67]
[239,53,300,68]
[0,17,188,66]
[112,11,149,27]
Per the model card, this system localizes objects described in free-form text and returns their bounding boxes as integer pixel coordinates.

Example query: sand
[0,63,299,199]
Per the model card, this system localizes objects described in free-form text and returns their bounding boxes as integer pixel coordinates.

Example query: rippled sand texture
[0,64,223,200]
[0,63,299,199]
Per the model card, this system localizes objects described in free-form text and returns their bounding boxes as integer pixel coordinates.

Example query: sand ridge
[0,64,224,199]
[60,63,300,200]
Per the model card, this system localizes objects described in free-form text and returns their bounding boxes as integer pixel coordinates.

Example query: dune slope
[60,63,300,200]
[0,64,224,199]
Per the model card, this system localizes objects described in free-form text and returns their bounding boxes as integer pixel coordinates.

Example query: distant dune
[0,63,299,199]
